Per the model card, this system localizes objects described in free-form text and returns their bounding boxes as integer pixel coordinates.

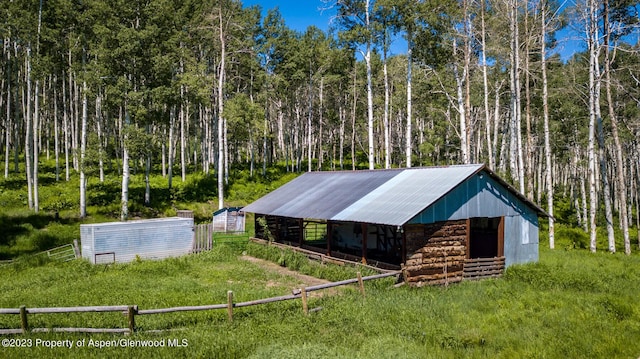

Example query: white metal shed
[80,217,194,264]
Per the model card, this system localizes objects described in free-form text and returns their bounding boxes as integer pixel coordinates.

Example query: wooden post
[357,271,365,297]
[298,218,304,246]
[127,305,137,333]
[326,221,332,256]
[227,290,234,322]
[209,223,214,250]
[19,305,28,333]
[361,223,367,264]
[300,286,308,315]
[401,226,406,263]
[72,239,81,258]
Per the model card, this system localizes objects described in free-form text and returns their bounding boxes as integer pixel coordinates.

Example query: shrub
[556,225,589,249]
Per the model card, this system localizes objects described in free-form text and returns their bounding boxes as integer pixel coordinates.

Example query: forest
[1,0,639,255]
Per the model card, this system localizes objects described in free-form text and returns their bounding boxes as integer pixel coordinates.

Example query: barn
[242,164,548,286]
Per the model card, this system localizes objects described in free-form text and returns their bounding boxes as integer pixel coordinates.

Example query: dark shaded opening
[469,217,501,258]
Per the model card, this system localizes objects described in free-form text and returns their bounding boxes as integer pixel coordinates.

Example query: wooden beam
[498,217,505,257]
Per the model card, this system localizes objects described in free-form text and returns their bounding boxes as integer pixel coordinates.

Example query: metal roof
[242,164,547,226]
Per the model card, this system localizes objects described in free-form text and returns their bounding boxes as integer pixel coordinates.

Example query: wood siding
[402,220,468,287]
[402,220,506,286]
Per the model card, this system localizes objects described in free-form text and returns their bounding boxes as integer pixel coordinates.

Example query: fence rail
[0,271,400,335]
[250,237,401,272]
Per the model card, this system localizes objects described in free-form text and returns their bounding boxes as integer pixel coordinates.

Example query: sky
[240,0,584,62]
[242,0,336,33]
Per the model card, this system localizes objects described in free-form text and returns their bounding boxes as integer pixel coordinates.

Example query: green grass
[0,241,639,358]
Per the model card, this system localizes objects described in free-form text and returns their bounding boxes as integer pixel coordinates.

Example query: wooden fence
[192,223,214,253]
[0,271,399,335]
[250,237,400,273]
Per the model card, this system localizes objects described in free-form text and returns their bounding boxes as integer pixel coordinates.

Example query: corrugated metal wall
[212,208,245,232]
[503,215,539,267]
[409,173,539,267]
[81,218,194,264]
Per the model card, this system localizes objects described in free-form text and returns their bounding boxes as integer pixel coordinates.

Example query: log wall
[402,220,468,287]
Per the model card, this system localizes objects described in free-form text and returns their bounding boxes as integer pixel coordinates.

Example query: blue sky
[241,0,583,61]
[242,0,335,33]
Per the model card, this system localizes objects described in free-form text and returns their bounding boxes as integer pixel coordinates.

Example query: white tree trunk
[596,100,616,252]
[307,75,313,172]
[180,99,186,183]
[587,0,599,252]
[383,41,390,169]
[406,33,413,168]
[33,80,40,213]
[453,38,468,165]
[603,0,630,254]
[121,143,129,221]
[509,0,523,192]
[96,94,104,182]
[168,106,175,189]
[25,46,34,210]
[541,3,554,249]
[4,76,10,179]
[217,5,226,209]
[53,80,60,181]
[318,77,324,170]
[514,2,525,195]
[365,0,374,170]
[145,154,151,206]
[481,2,493,169]
[494,81,503,172]
[79,80,88,218]
[62,71,70,181]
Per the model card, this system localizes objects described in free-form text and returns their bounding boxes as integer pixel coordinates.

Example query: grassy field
[0,240,639,358]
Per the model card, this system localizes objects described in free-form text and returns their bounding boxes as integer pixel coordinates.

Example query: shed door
[467,217,504,259]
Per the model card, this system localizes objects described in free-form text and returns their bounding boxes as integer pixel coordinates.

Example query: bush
[556,225,589,249]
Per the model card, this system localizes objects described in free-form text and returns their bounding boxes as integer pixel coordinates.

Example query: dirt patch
[241,255,330,287]
[240,255,339,297]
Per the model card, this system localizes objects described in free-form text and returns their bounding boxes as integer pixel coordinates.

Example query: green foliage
[556,225,590,249]
[0,211,80,259]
